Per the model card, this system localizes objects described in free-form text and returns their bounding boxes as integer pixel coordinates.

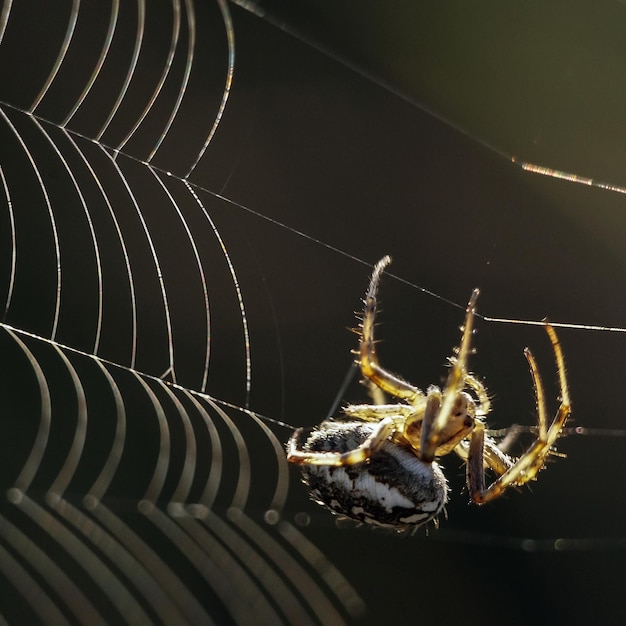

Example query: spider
[287,256,571,530]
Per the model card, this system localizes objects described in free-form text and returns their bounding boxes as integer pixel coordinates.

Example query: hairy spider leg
[287,257,427,469]
[466,324,571,504]
[286,417,397,466]
[455,433,514,476]
[357,256,425,405]
[343,403,418,421]
[525,346,549,441]
[464,373,491,416]
[420,289,480,462]
[366,379,388,406]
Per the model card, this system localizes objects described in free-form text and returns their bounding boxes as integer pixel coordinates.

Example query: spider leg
[344,403,419,421]
[545,323,571,438]
[367,379,388,405]
[467,324,571,504]
[464,373,491,416]
[525,345,549,440]
[415,387,442,461]
[455,433,514,475]
[358,256,424,405]
[420,289,479,461]
[465,425,519,498]
[287,417,396,466]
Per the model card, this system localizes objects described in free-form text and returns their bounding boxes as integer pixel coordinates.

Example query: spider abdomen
[300,421,448,529]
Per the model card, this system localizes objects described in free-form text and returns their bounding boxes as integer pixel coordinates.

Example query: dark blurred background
[1,1,626,624]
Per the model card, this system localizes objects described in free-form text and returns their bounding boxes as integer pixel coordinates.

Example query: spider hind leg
[467,323,571,504]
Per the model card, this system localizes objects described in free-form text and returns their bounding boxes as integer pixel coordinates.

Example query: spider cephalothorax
[287,256,571,530]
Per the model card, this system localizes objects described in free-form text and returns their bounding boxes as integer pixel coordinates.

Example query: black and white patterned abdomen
[300,421,449,529]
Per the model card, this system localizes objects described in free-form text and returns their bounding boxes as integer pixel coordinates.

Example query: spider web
[0,2,365,623]
[1,1,626,624]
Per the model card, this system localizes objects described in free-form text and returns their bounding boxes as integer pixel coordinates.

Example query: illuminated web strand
[47,346,88,497]
[87,365,216,623]
[4,328,52,492]
[4,325,293,621]
[152,397,302,625]
[184,0,235,178]
[60,496,190,624]
[211,399,251,510]
[62,128,139,362]
[0,319,292,523]
[486,425,626,438]
[5,315,625,444]
[150,168,211,390]
[29,0,80,113]
[61,0,120,127]
[189,509,288,624]
[277,521,367,618]
[181,390,224,508]
[87,359,126,502]
[512,157,626,194]
[87,502,212,623]
[4,331,183,622]
[481,314,626,333]
[33,117,105,354]
[134,374,171,504]
[115,0,181,153]
[178,510,286,624]
[94,369,278,622]
[3,322,297,622]
[103,146,177,379]
[13,492,152,625]
[229,508,348,626]
[1,107,62,339]
[0,166,16,319]
[47,498,155,625]
[1,326,303,619]
[158,380,197,504]
[0,541,68,625]
[184,180,252,400]
[9,97,626,338]
[3,5,626,582]
[0,319,289,432]
[4,333,153,626]
[0,513,103,625]
[146,0,195,162]
[0,0,12,46]
[124,375,291,626]
[207,186,626,334]
[203,185,626,334]
[144,502,270,625]
[96,0,146,142]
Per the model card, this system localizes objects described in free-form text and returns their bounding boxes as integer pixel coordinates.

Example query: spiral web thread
[0,1,366,623]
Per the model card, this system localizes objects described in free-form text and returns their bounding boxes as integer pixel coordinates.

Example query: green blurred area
[259,0,626,183]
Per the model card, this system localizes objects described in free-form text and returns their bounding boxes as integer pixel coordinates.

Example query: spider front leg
[358,256,424,405]
[420,289,480,462]
[467,324,571,504]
